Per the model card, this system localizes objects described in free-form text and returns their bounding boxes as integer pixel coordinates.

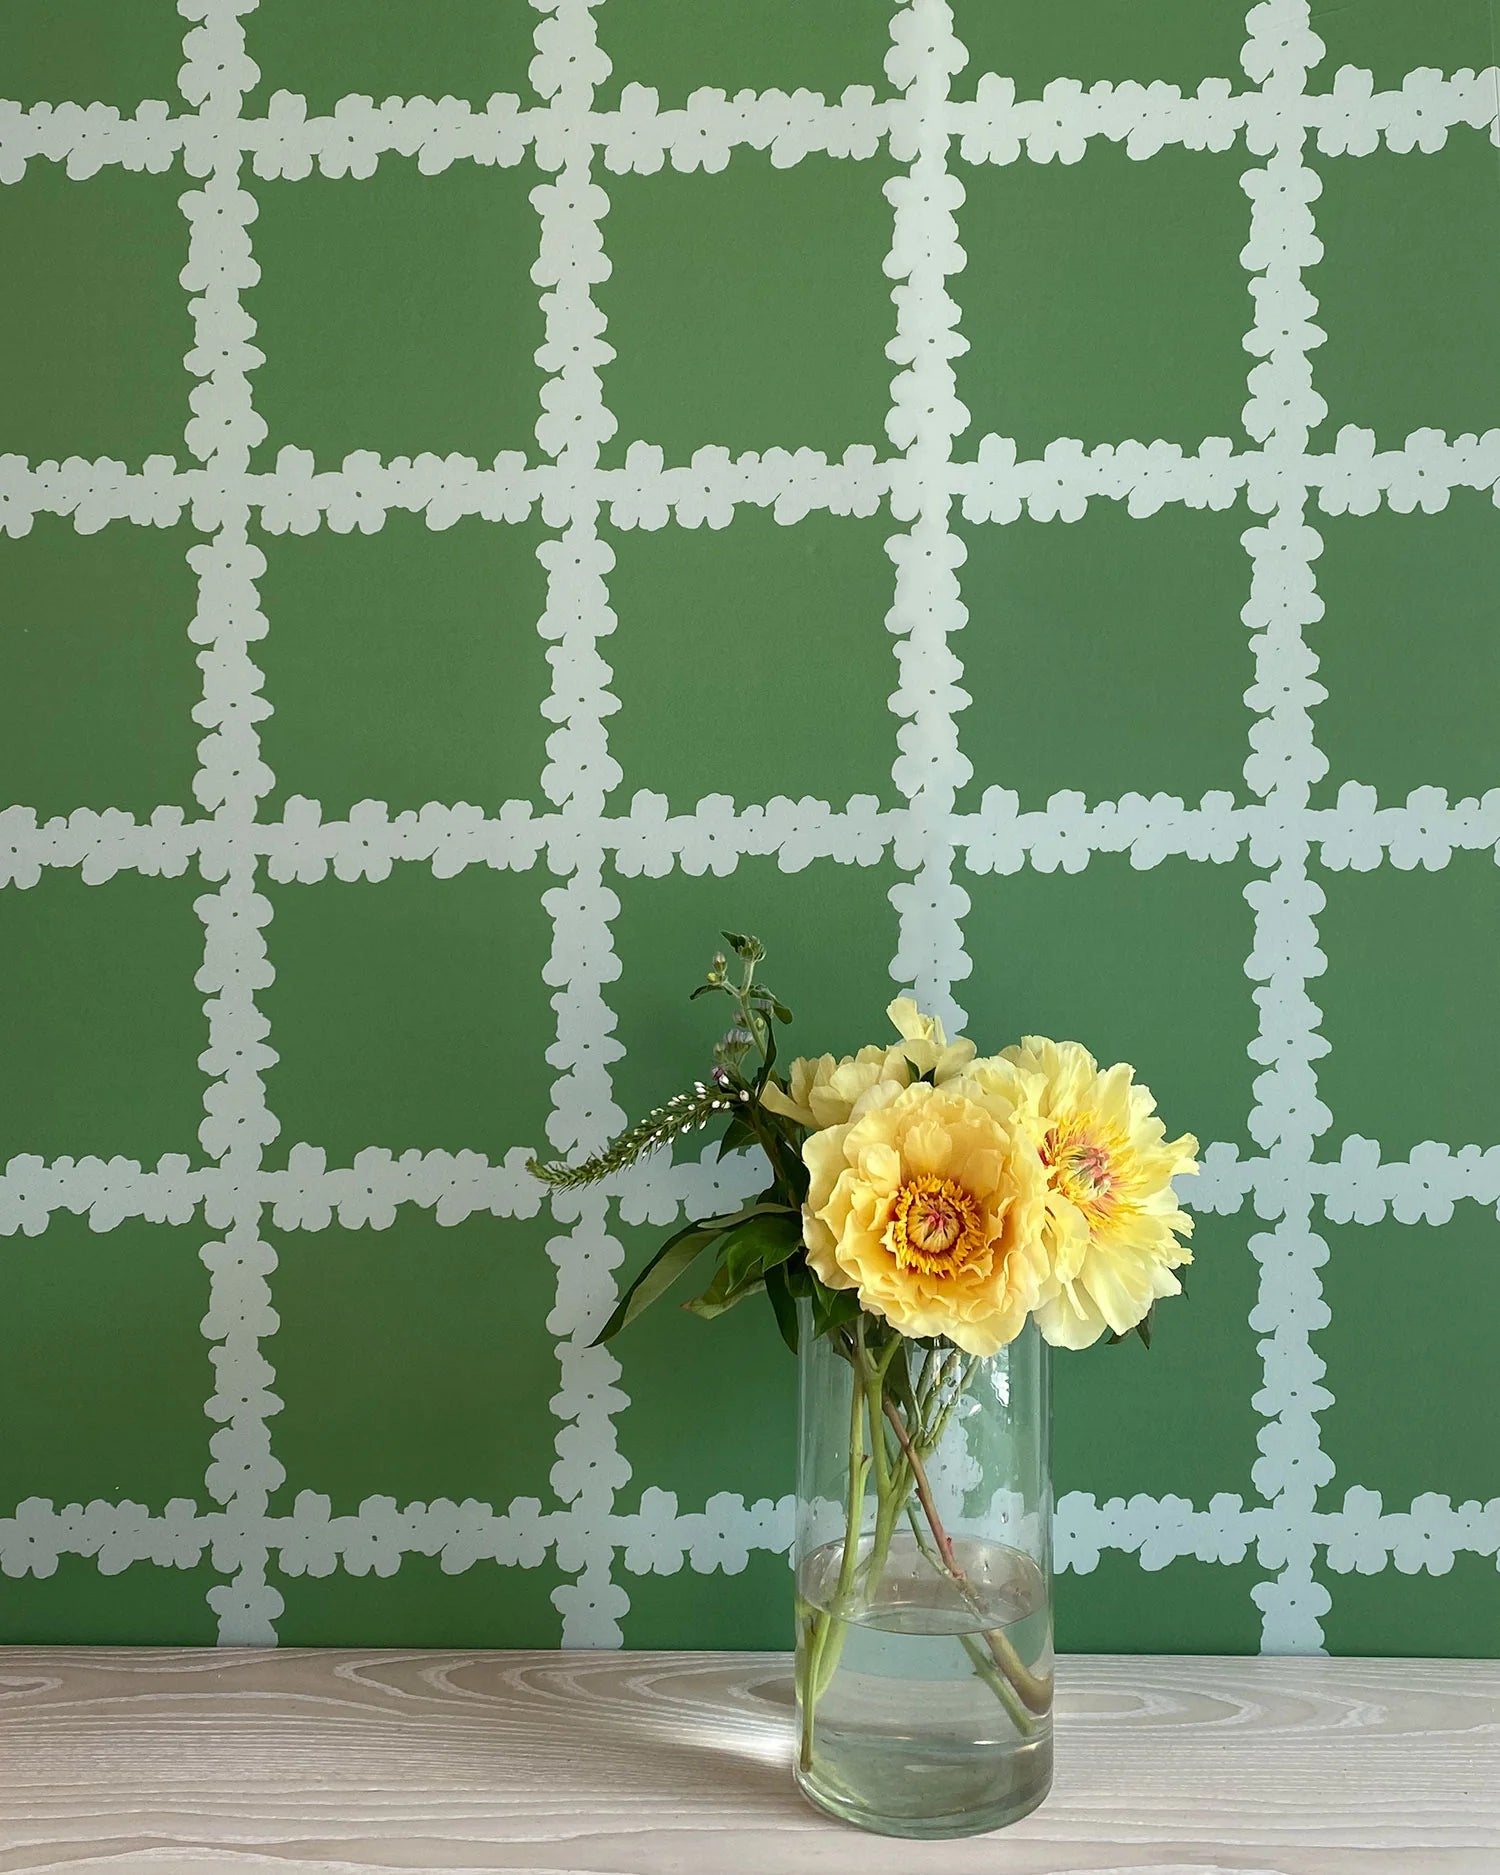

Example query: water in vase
[795,1532,1054,1838]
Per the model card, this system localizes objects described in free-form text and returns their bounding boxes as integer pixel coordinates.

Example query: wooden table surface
[0,1647,1494,1874]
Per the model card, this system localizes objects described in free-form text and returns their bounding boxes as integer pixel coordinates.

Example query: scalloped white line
[527,0,633,1648]
[3,65,1496,184]
[3,426,1495,541]
[1237,0,1337,1655]
[7,1136,1498,1242]
[883,0,972,1031]
[6,1489,1496,1582]
[176,0,284,1646]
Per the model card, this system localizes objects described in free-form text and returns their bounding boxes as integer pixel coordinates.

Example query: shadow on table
[558,1659,808,1813]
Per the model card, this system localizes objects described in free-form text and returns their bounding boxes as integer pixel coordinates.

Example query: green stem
[882,1392,1052,1720]
[913,1343,947,1421]
[858,1326,904,1600]
[924,1350,971,1444]
[799,1329,869,1772]
[831,1331,869,1614]
[881,1390,961,1574]
[730,964,772,1074]
[903,1505,1037,1738]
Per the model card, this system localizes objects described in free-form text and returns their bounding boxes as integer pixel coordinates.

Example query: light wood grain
[0,1647,1494,1875]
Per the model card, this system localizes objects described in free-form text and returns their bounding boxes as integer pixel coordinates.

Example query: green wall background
[1,0,1498,1656]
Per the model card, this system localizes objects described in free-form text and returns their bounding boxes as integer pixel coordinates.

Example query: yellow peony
[761,1041,912,1131]
[802,1078,1050,1356]
[973,1037,1199,1350]
[761,996,975,1130]
[885,996,977,1082]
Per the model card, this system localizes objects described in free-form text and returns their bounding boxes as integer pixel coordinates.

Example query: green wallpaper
[0,1,1497,1659]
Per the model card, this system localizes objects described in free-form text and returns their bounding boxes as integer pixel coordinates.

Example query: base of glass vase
[794,1750,1053,1840]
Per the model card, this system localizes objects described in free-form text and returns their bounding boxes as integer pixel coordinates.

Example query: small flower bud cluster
[528,1077,752,1189]
[529,932,786,1193]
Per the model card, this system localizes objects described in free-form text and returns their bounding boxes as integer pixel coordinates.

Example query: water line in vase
[798,1322,1050,1776]
[883,1392,1052,1721]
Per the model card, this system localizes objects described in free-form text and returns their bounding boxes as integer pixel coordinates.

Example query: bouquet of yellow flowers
[532,932,1198,1836]
[533,930,1196,1356]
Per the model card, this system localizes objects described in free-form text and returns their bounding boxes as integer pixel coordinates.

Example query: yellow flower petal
[1001,1036,1198,1342]
[760,1079,811,1125]
[886,996,939,1044]
[765,1045,910,1133]
[802,1081,1048,1357]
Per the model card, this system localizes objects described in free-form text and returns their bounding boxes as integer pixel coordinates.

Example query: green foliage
[763,1260,800,1353]
[589,1199,805,1345]
[691,930,791,1079]
[682,1209,803,1320]
[811,1276,863,1339]
[716,1108,759,1158]
[1106,1307,1154,1350]
[590,1200,796,1345]
[590,1216,726,1346]
[770,1256,862,1349]
[528,932,858,1355]
[534,929,1187,1365]
[721,930,765,963]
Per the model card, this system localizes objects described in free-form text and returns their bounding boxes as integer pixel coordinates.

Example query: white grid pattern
[1,0,1498,1647]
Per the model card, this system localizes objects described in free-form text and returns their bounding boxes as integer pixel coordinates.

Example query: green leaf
[589,1202,792,1346]
[689,982,723,1002]
[764,1262,800,1354]
[748,989,791,1026]
[734,1199,799,1224]
[1135,1309,1153,1350]
[721,1210,801,1286]
[717,1110,758,1159]
[721,930,765,963]
[682,1263,764,1321]
[686,1207,802,1327]
[590,1219,724,1346]
[684,1211,802,1320]
[808,1271,862,1339]
[821,1289,863,1337]
[774,1137,810,1205]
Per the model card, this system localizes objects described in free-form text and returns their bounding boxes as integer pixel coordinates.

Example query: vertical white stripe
[1239,0,1336,1652]
[530,0,632,1646]
[885,0,972,1032]
[179,0,284,1642]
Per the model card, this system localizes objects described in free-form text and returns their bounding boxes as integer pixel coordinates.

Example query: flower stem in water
[799,1327,1049,1777]
[883,1393,1052,1719]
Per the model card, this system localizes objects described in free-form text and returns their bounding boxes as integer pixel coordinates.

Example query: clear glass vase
[793,1306,1054,1838]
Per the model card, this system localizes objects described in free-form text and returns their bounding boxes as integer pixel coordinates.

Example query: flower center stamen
[886,1173,987,1279]
[1042,1115,1126,1223]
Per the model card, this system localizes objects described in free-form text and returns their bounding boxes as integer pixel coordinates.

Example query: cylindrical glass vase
[793,1307,1053,1838]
